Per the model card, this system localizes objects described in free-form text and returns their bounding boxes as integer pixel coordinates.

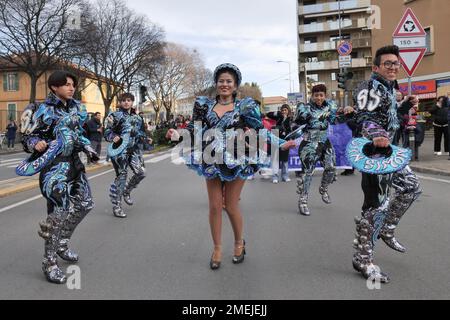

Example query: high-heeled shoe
[210,245,222,270]
[232,239,246,264]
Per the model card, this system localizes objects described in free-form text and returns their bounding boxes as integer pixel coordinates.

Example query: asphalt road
[0,149,449,300]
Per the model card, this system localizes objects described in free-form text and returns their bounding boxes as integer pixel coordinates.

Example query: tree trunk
[29,73,38,103]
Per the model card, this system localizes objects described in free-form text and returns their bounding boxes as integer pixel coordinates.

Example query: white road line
[0,151,172,213]
[171,157,185,165]
[0,195,42,213]
[0,158,21,164]
[0,169,115,214]
[417,175,450,184]
[0,161,21,167]
[145,153,172,163]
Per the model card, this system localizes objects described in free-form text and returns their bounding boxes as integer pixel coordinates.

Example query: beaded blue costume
[104,108,147,217]
[179,96,288,181]
[18,92,96,284]
[350,72,422,283]
[294,99,345,215]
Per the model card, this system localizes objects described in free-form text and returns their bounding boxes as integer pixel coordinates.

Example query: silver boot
[380,168,421,253]
[319,186,331,204]
[352,208,390,284]
[110,182,126,218]
[296,177,310,216]
[39,211,67,284]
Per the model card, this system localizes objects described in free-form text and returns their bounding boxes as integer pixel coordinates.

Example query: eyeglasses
[382,60,401,69]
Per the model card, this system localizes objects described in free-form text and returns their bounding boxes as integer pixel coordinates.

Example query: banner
[288,123,353,171]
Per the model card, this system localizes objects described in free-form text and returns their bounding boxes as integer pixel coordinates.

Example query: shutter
[2,73,7,91]
[14,73,19,91]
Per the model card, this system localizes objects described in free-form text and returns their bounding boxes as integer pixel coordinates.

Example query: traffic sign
[288,92,305,104]
[399,48,426,77]
[339,55,352,68]
[393,8,426,37]
[393,37,426,48]
[337,41,352,56]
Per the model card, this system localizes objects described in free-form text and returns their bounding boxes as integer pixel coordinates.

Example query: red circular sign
[337,41,352,56]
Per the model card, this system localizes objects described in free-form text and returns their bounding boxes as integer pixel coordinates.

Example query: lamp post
[276,60,292,93]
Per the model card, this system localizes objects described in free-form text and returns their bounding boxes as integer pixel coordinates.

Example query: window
[2,73,19,91]
[308,74,319,82]
[304,36,317,44]
[304,18,317,25]
[351,52,358,59]
[424,27,434,54]
[330,34,350,42]
[7,103,17,121]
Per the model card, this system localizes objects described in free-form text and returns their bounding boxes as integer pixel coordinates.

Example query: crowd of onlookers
[2,96,450,164]
[429,96,450,160]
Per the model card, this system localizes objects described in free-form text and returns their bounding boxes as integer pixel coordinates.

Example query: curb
[409,165,450,177]
[0,146,173,198]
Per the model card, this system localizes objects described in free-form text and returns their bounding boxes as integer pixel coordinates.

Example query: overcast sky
[125,0,299,97]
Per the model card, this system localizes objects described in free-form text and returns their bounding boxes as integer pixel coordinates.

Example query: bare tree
[239,82,263,102]
[71,0,164,115]
[146,43,209,121]
[0,0,83,102]
[188,52,214,97]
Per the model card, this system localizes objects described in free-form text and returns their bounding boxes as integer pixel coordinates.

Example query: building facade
[297,0,374,104]
[0,69,115,131]
[371,0,450,116]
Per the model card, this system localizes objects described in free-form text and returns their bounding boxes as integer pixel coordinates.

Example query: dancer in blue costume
[166,64,296,270]
[346,46,421,283]
[104,93,148,218]
[18,71,97,284]
[294,84,352,216]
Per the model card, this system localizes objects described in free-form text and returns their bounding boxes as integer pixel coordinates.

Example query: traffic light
[139,85,148,103]
[337,70,353,90]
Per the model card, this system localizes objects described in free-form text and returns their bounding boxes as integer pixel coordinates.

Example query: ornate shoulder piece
[20,103,47,135]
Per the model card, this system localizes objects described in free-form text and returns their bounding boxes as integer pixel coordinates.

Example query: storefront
[398,80,437,130]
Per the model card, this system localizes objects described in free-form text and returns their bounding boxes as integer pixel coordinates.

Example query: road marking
[417,175,450,184]
[171,157,185,165]
[0,161,21,167]
[144,153,172,163]
[0,150,172,213]
[0,195,42,213]
[0,169,116,214]
[0,158,21,164]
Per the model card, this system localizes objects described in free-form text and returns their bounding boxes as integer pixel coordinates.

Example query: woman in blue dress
[167,64,296,270]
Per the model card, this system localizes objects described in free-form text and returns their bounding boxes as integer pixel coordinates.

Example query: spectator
[392,91,405,146]
[6,119,17,150]
[267,104,294,183]
[87,112,103,164]
[446,95,450,160]
[430,96,449,156]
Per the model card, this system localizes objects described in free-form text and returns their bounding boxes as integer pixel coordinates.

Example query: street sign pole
[338,0,343,107]
[393,8,427,161]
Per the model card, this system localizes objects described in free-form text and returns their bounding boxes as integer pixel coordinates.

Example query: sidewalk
[0,145,23,155]
[409,135,450,176]
[0,145,173,198]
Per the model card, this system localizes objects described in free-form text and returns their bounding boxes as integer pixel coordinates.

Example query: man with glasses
[346,45,422,283]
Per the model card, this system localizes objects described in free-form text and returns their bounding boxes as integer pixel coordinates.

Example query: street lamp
[276,60,292,93]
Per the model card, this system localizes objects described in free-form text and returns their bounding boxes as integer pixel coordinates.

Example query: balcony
[300,58,370,71]
[300,37,371,53]
[299,18,367,34]
[299,0,371,16]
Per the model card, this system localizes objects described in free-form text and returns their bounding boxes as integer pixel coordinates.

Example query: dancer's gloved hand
[373,136,390,148]
[34,140,48,152]
[84,145,100,162]
[166,128,180,141]
[281,140,297,150]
